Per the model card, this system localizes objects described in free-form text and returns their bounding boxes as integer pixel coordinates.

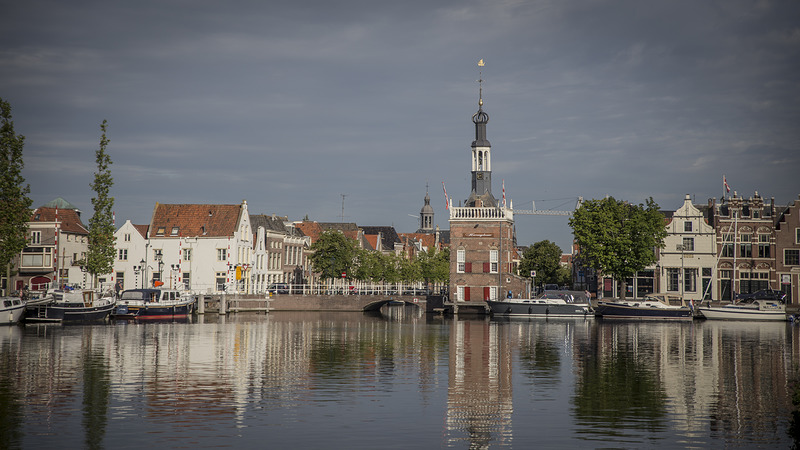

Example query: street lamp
[137,259,146,288]
[170,264,179,289]
[676,244,685,299]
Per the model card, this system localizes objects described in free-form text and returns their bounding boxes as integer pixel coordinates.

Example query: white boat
[699,299,786,321]
[488,292,593,317]
[594,294,693,320]
[1,297,27,325]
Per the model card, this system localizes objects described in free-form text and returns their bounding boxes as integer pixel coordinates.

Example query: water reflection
[0,315,796,448]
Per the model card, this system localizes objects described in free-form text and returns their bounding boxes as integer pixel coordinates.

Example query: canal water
[1,307,798,449]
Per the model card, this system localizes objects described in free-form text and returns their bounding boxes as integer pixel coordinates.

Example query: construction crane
[514,197,583,216]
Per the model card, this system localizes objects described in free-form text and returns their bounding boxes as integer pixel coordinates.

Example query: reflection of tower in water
[445,320,513,447]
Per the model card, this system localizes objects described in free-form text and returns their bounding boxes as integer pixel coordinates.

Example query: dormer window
[171,227,179,236]
[156,227,166,236]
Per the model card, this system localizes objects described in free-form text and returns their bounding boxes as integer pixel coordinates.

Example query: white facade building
[657,194,717,302]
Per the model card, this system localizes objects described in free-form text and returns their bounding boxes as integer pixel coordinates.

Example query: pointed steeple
[466,59,496,208]
[419,184,434,232]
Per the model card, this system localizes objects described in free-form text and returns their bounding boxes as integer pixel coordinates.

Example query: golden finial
[477,59,484,107]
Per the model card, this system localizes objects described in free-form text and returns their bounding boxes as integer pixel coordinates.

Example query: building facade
[448,80,528,303]
[775,195,800,305]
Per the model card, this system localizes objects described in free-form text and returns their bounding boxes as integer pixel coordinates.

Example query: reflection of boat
[25,290,115,323]
[1,297,27,325]
[595,294,692,320]
[487,292,592,317]
[111,289,196,320]
[699,299,786,321]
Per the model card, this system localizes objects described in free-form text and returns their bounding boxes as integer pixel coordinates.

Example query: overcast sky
[2,0,798,252]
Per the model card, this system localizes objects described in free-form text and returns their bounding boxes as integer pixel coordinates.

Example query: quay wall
[201,294,438,312]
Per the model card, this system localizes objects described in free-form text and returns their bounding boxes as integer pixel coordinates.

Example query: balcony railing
[449,206,513,221]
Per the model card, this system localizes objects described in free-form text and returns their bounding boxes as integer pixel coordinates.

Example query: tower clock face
[476,173,484,180]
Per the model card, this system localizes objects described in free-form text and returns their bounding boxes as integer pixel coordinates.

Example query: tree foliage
[569,196,666,298]
[85,120,116,286]
[0,98,33,281]
[310,231,449,287]
[517,240,564,287]
[309,230,359,280]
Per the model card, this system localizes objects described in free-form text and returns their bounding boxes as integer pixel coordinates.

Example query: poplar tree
[85,120,115,288]
[0,98,33,292]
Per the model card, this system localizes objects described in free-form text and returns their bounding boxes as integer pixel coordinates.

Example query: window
[682,237,694,252]
[171,227,179,236]
[785,249,800,266]
[684,221,692,232]
[721,243,734,258]
[758,234,770,258]
[116,272,124,289]
[489,286,498,301]
[684,268,696,292]
[156,227,165,236]
[667,268,680,292]
[183,248,192,261]
[490,250,498,273]
[118,249,128,261]
[457,285,465,302]
[124,233,131,242]
[217,248,227,261]
[216,272,227,291]
[796,228,800,244]
[739,234,752,258]
[457,249,465,273]
[183,272,191,291]
[30,231,41,244]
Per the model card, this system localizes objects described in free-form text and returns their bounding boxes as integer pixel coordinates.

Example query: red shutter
[465,262,472,273]
[484,287,490,301]
[464,287,471,301]
[483,262,490,273]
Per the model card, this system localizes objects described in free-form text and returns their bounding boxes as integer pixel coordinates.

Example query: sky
[2,0,799,252]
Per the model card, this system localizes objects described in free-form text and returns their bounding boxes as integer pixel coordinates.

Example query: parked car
[268,283,289,294]
[735,289,786,302]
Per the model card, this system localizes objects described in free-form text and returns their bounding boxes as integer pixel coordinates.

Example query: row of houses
[577,192,800,304]
[5,197,447,296]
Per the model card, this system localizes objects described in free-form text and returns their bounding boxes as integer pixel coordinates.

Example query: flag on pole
[502,179,506,208]
[723,175,730,193]
[442,181,449,210]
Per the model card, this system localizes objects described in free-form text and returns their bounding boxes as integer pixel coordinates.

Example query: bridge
[202,293,430,313]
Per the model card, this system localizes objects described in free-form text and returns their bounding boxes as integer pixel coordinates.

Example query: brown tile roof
[133,224,149,239]
[149,203,242,238]
[30,207,88,235]
[294,221,324,243]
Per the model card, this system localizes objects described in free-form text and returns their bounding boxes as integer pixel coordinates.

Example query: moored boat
[25,290,115,323]
[699,299,786,321]
[111,288,195,320]
[594,294,693,320]
[1,297,27,325]
[488,292,593,317]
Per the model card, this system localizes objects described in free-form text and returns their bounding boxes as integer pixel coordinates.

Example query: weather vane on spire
[477,59,485,107]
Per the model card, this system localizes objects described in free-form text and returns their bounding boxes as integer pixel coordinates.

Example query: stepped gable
[31,207,88,235]
[149,203,241,238]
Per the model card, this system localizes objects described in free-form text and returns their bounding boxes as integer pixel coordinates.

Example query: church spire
[466,59,496,208]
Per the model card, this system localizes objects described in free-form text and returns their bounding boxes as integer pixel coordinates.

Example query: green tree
[417,247,449,286]
[569,196,666,299]
[85,120,116,288]
[517,240,564,288]
[0,98,33,291]
[309,230,359,281]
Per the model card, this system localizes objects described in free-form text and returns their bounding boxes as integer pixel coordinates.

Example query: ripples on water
[0,309,798,448]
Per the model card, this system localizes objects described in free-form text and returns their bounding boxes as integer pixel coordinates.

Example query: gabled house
[775,195,800,305]
[112,220,149,290]
[138,200,252,294]
[12,200,89,292]
[250,214,311,293]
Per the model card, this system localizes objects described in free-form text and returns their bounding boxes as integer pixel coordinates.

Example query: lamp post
[170,264,179,289]
[676,244,685,299]
[139,259,146,288]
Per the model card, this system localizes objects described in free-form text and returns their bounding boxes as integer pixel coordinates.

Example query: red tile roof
[149,203,242,238]
[30,207,88,235]
[294,221,324,243]
[133,224,149,239]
